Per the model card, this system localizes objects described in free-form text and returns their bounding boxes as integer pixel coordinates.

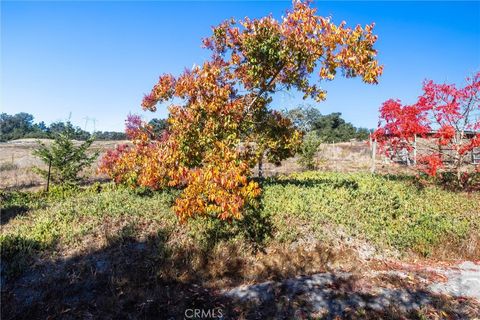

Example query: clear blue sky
[2,1,479,132]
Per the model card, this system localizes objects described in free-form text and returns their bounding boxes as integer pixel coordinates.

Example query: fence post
[413,134,417,165]
[371,139,377,174]
[46,158,52,192]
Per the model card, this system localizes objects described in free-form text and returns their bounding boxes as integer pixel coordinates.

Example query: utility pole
[83,116,90,131]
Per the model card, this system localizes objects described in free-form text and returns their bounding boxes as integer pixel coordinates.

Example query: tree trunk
[46,158,52,192]
[454,131,463,187]
[258,156,263,178]
[456,157,463,187]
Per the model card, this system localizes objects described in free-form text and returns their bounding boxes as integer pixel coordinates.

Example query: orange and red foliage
[101,1,383,222]
[373,72,480,179]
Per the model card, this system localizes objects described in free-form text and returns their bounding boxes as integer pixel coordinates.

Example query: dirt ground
[225,260,480,319]
[2,236,479,319]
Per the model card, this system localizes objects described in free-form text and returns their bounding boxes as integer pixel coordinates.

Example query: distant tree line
[283,106,372,142]
[0,113,126,141]
[0,112,167,142]
[1,109,365,145]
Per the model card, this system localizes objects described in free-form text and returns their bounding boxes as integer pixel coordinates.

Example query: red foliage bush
[374,72,480,184]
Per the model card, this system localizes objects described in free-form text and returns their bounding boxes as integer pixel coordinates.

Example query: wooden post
[371,139,377,174]
[333,140,338,171]
[46,158,52,192]
[413,134,417,165]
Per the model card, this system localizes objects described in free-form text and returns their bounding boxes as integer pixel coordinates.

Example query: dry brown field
[0,139,412,191]
[0,139,127,190]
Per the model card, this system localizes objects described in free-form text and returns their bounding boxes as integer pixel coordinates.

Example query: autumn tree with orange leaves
[100,1,383,222]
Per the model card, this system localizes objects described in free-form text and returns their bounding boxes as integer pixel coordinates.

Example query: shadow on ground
[2,228,479,320]
[0,205,29,225]
[260,177,360,190]
[1,231,238,320]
